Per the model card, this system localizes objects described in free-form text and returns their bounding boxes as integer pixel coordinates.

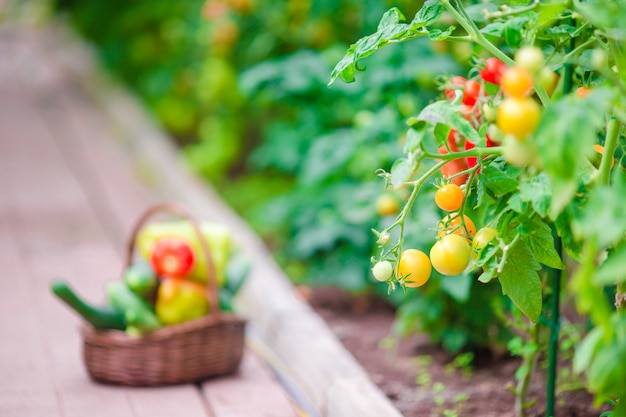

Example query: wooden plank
[0,32,211,417]
[44,74,301,417]
[24,22,405,417]
[202,350,297,417]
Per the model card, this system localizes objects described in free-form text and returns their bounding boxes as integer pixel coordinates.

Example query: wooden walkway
[0,23,300,417]
[0,13,405,417]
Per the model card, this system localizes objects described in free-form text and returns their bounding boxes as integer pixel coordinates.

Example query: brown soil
[303,286,610,417]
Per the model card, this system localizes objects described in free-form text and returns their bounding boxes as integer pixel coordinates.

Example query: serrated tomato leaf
[415,100,481,144]
[405,123,426,153]
[521,217,565,269]
[498,240,542,322]
[328,1,447,85]
[481,165,520,196]
[519,173,551,218]
[413,0,444,25]
[390,158,414,188]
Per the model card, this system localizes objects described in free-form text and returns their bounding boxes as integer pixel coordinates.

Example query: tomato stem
[383,159,450,280]
[598,116,621,186]
[515,322,539,417]
[423,146,503,160]
[484,0,540,19]
[441,0,551,107]
[496,234,520,274]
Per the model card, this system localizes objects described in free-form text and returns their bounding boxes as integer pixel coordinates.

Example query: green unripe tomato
[472,227,498,252]
[591,48,607,71]
[501,134,539,167]
[372,260,393,282]
[514,46,544,74]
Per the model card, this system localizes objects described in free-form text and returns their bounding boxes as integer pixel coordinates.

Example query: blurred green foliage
[55,0,508,352]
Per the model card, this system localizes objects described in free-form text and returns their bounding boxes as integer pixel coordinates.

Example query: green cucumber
[124,259,158,301]
[51,279,126,330]
[105,281,162,334]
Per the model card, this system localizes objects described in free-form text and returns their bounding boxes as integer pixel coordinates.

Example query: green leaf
[521,217,565,269]
[481,165,520,196]
[573,174,626,248]
[390,158,414,188]
[378,7,406,30]
[535,89,614,218]
[498,240,542,322]
[405,123,426,153]
[554,201,584,261]
[480,22,504,37]
[503,17,530,47]
[427,26,455,41]
[573,326,603,374]
[519,173,551,218]
[587,342,626,397]
[415,100,481,144]
[594,242,626,286]
[477,256,499,283]
[440,274,472,303]
[328,2,446,85]
[413,0,444,26]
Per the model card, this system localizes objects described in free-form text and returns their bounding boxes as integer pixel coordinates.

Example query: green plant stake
[545,237,562,417]
[545,20,576,415]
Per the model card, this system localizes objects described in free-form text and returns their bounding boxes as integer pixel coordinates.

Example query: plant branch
[484,0,540,19]
[423,146,503,160]
[441,0,551,106]
[598,116,621,185]
[441,0,513,66]
[515,324,540,417]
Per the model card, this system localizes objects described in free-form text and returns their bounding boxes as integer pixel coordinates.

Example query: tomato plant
[329,0,626,415]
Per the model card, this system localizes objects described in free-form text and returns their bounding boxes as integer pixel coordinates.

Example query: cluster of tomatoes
[372,48,552,287]
[373,182,497,287]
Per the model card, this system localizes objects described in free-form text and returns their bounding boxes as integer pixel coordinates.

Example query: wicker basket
[81,203,246,386]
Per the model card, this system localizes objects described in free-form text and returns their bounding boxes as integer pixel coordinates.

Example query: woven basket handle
[124,203,220,316]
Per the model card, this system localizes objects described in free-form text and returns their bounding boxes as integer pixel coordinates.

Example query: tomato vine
[330,0,626,415]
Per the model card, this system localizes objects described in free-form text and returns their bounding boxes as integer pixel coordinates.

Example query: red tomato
[150,236,196,277]
[465,136,495,171]
[444,76,467,100]
[462,80,482,106]
[438,146,469,186]
[465,139,477,168]
[480,57,507,85]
